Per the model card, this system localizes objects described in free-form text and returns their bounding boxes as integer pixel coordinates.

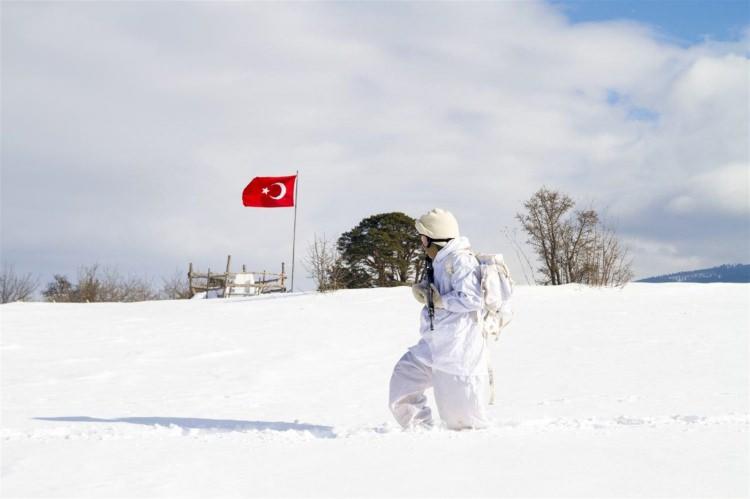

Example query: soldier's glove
[411,283,428,304]
[430,284,445,309]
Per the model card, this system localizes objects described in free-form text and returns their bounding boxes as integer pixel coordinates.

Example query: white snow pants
[389,352,489,430]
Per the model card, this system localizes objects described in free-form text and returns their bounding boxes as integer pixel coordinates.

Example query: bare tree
[43,275,76,302]
[0,265,39,303]
[95,266,158,302]
[502,226,537,285]
[120,275,159,301]
[516,187,573,285]
[560,208,599,284]
[42,264,158,302]
[305,234,345,292]
[517,187,633,287]
[76,264,102,302]
[579,224,634,287]
[161,270,191,299]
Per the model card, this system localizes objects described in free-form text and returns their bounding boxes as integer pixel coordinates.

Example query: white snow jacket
[409,236,488,376]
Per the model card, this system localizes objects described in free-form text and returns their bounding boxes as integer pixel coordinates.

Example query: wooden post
[281,262,286,289]
[188,262,194,297]
[206,268,211,299]
[242,264,246,273]
[225,255,232,298]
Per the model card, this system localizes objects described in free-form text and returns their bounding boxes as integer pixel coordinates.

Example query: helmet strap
[428,237,453,246]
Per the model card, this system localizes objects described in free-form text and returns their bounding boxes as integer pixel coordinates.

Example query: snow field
[1,284,748,497]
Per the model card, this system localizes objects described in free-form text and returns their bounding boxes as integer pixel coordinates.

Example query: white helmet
[415,208,460,243]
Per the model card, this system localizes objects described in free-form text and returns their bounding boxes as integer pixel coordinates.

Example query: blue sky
[551,0,749,45]
[2,1,748,291]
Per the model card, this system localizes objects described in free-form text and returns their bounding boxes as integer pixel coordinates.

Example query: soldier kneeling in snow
[389,208,489,430]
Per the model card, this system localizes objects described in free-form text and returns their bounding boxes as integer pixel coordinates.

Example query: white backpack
[444,250,515,337]
[444,250,515,404]
[447,251,514,405]
[474,253,515,341]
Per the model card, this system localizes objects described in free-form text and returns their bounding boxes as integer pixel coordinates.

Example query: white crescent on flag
[269,182,287,200]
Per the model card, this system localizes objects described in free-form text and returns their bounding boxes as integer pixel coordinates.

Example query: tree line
[306,187,632,291]
[1,187,634,303]
[0,265,190,304]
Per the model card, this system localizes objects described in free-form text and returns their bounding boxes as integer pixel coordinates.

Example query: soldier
[389,208,489,430]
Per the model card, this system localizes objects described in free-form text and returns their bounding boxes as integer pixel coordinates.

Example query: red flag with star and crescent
[242,175,297,208]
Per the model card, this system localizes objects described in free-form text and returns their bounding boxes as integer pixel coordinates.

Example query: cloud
[624,237,705,277]
[1,1,748,287]
[666,162,750,216]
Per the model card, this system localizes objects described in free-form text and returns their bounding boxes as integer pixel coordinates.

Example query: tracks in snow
[2,413,747,442]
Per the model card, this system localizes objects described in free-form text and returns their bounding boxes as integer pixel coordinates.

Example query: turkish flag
[242,175,297,208]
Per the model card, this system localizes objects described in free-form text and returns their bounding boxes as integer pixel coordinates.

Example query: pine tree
[337,212,422,288]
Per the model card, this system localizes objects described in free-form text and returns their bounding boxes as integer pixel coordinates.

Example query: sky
[551,0,749,45]
[1,0,748,292]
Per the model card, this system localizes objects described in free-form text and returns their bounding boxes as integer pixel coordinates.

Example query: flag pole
[290,171,299,292]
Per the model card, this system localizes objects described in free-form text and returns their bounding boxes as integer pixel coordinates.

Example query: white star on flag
[261,187,269,195]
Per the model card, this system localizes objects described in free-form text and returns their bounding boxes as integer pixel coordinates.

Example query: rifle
[425,255,435,331]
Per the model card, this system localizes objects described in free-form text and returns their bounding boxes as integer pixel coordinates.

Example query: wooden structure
[188,255,286,298]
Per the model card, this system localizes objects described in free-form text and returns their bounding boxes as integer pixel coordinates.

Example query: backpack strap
[488,365,495,405]
[443,248,475,277]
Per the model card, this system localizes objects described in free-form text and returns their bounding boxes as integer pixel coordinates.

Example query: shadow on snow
[34,416,336,438]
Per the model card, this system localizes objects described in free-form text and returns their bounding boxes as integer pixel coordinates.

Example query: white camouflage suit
[389,236,490,430]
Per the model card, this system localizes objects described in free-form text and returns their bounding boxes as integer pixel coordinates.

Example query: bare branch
[517,188,633,287]
[0,266,39,303]
[304,234,345,292]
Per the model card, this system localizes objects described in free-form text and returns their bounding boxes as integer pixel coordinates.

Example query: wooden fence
[188,255,286,298]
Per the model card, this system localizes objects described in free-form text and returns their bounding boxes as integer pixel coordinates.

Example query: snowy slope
[1,284,748,497]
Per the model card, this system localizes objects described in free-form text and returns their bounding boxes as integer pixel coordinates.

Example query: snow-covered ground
[1,284,748,497]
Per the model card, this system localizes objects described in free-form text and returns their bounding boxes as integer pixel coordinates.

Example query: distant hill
[638,264,750,283]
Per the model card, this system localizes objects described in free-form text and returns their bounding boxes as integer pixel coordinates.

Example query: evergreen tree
[337,212,422,288]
